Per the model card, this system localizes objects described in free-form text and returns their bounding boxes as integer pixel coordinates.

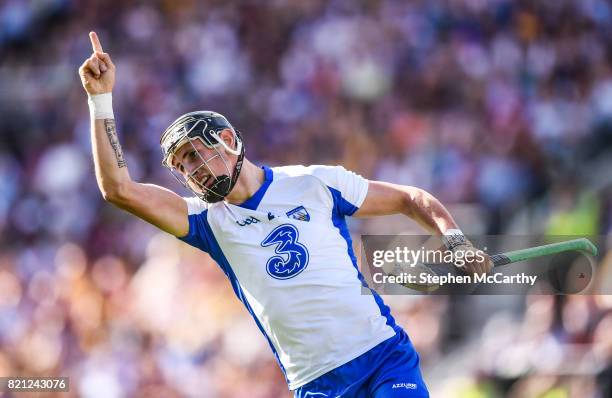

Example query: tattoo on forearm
[104,119,127,168]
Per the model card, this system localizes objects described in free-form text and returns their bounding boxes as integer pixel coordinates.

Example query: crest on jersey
[286,206,310,222]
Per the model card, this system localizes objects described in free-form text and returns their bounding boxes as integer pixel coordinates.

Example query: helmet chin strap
[202,130,245,203]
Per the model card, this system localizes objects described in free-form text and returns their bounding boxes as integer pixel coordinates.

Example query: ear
[218,128,236,150]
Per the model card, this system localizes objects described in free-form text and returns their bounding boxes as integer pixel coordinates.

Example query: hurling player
[79,32,491,397]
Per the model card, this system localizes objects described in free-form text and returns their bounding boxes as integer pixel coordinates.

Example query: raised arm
[355,180,492,274]
[355,181,458,234]
[78,32,189,237]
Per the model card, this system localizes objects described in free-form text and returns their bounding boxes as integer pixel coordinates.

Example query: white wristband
[88,93,114,119]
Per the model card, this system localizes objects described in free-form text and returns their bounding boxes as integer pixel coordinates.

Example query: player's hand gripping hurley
[401,238,598,292]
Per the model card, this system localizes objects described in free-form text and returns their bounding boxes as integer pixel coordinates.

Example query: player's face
[171,130,236,194]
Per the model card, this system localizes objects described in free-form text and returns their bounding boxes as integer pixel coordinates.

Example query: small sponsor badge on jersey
[286,206,310,222]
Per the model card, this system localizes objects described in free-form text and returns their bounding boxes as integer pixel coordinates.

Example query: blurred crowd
[1,0,612,396]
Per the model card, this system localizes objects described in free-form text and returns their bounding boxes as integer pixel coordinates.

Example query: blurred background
[1,0,612,397]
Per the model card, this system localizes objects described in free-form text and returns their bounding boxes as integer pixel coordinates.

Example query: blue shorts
[294,328,429,398]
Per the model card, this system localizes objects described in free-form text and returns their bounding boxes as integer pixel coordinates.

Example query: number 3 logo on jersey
[261,224,309,280]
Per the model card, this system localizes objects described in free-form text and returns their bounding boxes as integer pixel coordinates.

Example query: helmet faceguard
[160,111,245,203]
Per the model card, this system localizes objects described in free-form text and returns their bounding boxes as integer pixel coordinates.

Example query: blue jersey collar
[235,166,273,210]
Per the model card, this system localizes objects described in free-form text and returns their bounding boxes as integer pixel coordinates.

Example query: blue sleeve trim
[327,186,359,217]
[178,211,211,253]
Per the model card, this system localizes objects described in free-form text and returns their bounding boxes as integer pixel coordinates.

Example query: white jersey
[180,165,397,390]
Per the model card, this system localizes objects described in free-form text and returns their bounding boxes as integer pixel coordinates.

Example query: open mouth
[202,175,215,189]
[186,173,213,192]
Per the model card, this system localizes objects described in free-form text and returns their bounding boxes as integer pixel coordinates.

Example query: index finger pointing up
[89,31,103,53]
